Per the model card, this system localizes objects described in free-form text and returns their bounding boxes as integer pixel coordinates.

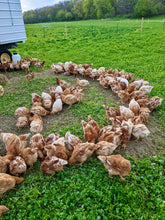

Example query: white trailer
[0,0,26,63]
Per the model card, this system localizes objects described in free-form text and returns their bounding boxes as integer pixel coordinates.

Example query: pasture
[0,17,165,219]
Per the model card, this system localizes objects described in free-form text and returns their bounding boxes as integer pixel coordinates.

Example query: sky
[20,0,60,12]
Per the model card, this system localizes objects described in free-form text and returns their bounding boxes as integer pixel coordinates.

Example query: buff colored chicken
[62,93,82,109]
[119,106,134,120]
[76,78,89,87]
[44,142,68,160]
[65,131,82,153]
[20,148,38,169]
[14,107,30,117]
[132,124,150,142]
[30,133,45,159]
[44,133,60,145]
[40,156,68,178]
[9,156,27,176]
[51,63,64,73]
[0,85,4,96]
[31,106,50,116]
[95,141,117,156]
[16,116,29,129]
[82,116,100,143]
[68,143,96,165]
[98,155,131,180]
[41,92,52,110]
[0,173,24,195]
[0,206,9,216]
[53,137,65,147]
[129,99,140,116]
[0,155,13,173]
[0,133,30,156]
[29,114,43,134]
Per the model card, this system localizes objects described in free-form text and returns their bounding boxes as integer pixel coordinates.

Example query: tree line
[23,0,165,24]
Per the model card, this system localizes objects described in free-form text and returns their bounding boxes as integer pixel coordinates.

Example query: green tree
[74,0,84,19]
[134,0,156,17]
[55,9,66,21]
[94,0,115,19]
[83,0,97,19]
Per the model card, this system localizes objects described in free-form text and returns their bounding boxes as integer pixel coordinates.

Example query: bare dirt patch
[0,70,164,158]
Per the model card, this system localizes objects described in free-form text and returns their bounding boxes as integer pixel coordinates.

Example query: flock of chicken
[0,60,163,216]
[0,57,45,73]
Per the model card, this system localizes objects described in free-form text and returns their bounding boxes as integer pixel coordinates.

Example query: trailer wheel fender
[0,49,12,64]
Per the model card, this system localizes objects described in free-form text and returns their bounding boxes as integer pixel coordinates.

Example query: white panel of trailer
[0,0,27,45]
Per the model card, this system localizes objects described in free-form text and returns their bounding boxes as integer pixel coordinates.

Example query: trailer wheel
[0,49,12,64]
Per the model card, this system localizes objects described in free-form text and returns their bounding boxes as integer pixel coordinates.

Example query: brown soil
[0,70,164,158]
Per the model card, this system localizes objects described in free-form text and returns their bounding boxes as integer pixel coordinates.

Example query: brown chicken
[137,96,163,111]
[0,173,24,195]
[31,106,50,116]
[26,72,35,81]
[0,155,13,173]
[98,155,131,180]
[117,90,130,104]
[129,98,140,116]
[16,116,29,129]
[51,63,64,74]
[56,77,68,88]
[132,124,150,142]
[0,133,29,156]
[65,131,82,153]
[41,92,52,110]
[0,206,9,216]
[62,93,82,109]
[82,116,100,143]
[68,143,96,166]
[20,148,38,169]
[34,61,45,70]
[103,105,120,124]
[53,137,65,147]
[119,106,134,120]
[29,114,43,134]
[30,133,45,159]
[109,116,125,127]
[14,107,30,117]
[9,156,27,176]
[95,141,117,156]
[40,156,68,178]
[44,133,60,145]
[32,93,43,103]
[44,142,68,160]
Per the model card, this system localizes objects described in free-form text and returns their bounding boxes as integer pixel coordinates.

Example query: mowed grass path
[0,18,165,219]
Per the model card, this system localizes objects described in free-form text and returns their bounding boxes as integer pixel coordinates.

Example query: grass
[0,17,165,219]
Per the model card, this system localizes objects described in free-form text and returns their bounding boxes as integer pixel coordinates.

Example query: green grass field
[0,17,165,219]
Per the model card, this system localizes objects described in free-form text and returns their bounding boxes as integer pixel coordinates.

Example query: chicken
[0,173,24,195]
[14,107,30,117]
[44,142,68,160]
[55,85,63,93]
[133,107,150,125]
[41,92,52,110]
[137,96,163,111]
[88,68,99,80]
[132,124,150,142]
[44,133,59,146]
[117,90,130,104]
[64,61,75,75]
[16,116,29,129]
[51,95,63,114]
[9,156,27,176]
[139,85,153,95]
[56,77,68,88]
[29,114,43,134]
[82,63,93,70]
[116,77,129,89]
[82,116,100,143]
[95,141,117,156]
[0,85,4,96]
[49,86,56,102]
[68,143,96,166]
[53,137,65,147]
[119,120,133,148]
[32,93,43,103]
[30,133,45,159]
[119,106,134,120]
[21,62,30,73]
[34,61,45,70]
[127,80,144,93]
[0,155,13,173]
[62,93,82,109]
[51,63,64,73]
[40,156,68,178]
[103,105,120,124]
[20,148,38,169]
[0,206,9,216]
[31,106,50,116]
[99,129,122,146]
[76,78,89,87]
[109,116,125,127]
[0,133,30,156]
[98,155,131,180]
[26,72,35,81]
[65,131,82,153]
[129,99,140,116]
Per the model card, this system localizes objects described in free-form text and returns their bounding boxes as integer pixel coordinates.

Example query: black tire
[0,49,12,64]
